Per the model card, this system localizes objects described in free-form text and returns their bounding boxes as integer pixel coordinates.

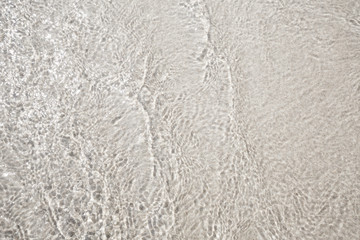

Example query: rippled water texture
[1,0,360,239]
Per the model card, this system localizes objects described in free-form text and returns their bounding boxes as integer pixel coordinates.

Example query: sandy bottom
[1,0,359,239]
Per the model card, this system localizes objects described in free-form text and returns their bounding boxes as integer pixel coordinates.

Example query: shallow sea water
[1,0,360,239]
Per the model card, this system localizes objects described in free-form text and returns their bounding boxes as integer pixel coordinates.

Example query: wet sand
[1,0,359,239]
